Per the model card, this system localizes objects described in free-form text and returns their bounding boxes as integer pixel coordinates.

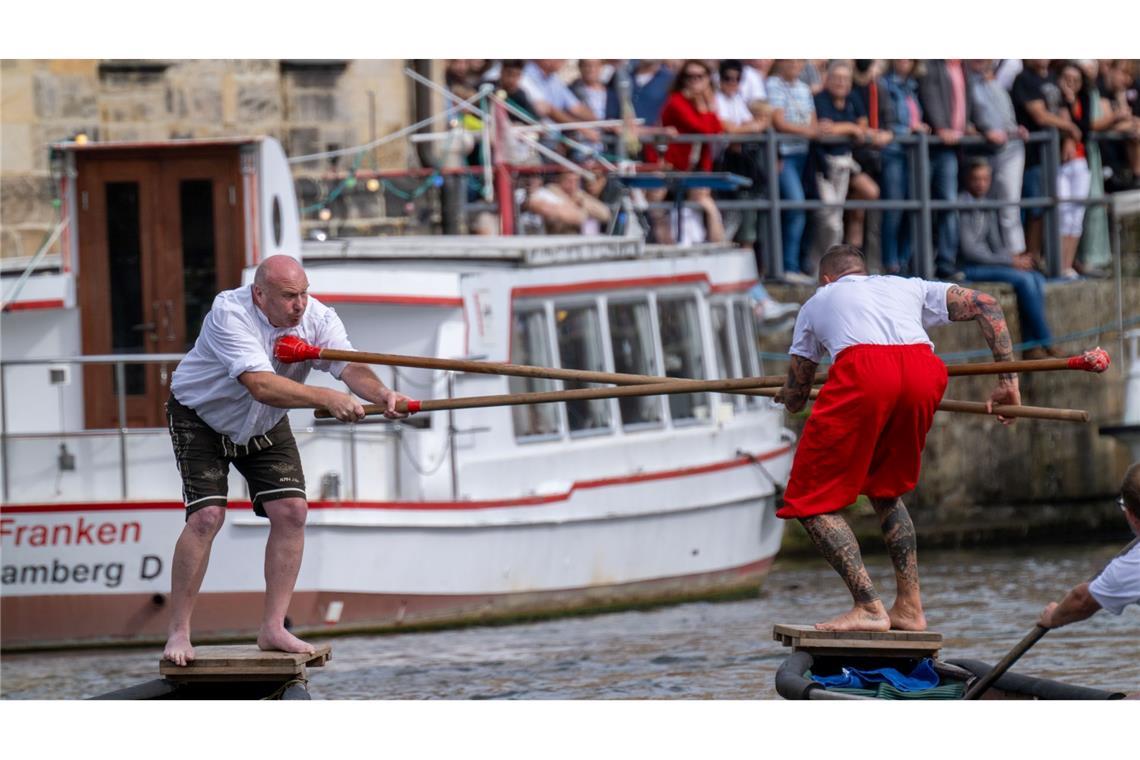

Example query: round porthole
[272,195,283,247]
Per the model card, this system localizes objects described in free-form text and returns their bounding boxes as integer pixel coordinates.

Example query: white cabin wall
[0,307,83,434]
[285,303,465,503]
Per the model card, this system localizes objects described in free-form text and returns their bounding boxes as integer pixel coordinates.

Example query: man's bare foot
[257,626,316,655]
[888,601,927,631]
[815,604,891,633]
[163,631,195,667]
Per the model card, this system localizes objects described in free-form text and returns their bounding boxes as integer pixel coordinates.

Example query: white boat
[0,137,793,649]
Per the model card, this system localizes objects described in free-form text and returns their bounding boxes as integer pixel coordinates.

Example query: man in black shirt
[1010,59,1082,262]
[495,60,539,123]
[808,62,885,269]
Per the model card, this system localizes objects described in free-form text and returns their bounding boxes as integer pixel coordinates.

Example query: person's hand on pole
[1038,602,1060,628]
[986,375,1021,425]
[322,389,365,423]
[985,128,1007,146]
[376,387,413,419]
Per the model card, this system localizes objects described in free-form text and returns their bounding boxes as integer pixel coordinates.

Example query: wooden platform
[159,644,332,682]
[773,624,942,659]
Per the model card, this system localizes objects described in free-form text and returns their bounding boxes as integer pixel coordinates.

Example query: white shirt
[170,286,352,445]
[1089,542,1140,615]
[740,65,767,104]
[521,62,580,113]
[580,86,608,120]
[715,91,752,127]
[668,206,708,246]
[789,275,954,363]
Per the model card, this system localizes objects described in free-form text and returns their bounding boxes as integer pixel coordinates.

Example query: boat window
[607,299,662,427]
[180,180,218,350]
[656,295,708,422]
[710,303,738,409]
[105,181,146,396]
[733,300,763,408]
[555,303,612,434]
[509,307,561,438]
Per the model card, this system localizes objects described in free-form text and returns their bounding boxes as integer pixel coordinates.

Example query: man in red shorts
[774,244,1021,632]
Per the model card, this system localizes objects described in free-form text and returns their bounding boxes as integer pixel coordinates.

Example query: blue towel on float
[810,658,940,692]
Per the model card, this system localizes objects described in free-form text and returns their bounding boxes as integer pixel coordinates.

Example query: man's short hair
[966,156,991,175]
[819,244,867,279]
[502,60,525,71]
[720,59,743,79]
[826,60,851,77]
[1123,462,1140,519]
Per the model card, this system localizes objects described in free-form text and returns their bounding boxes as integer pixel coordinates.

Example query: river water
[1,541,1136,699]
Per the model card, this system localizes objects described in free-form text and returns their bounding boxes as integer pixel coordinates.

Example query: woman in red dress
[656,60,726,244]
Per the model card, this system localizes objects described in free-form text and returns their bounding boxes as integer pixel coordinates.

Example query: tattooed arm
[945,285,1022,424]
[774,354,819,413]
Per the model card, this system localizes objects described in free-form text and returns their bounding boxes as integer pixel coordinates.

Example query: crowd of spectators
[446,59,1140,343]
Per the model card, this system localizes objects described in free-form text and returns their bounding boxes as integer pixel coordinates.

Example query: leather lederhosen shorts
[166,395,307,519]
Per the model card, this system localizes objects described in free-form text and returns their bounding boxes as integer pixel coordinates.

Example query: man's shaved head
[254,254,305,290]
[818,244,868,283]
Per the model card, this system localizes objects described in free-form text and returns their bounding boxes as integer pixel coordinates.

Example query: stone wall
[0,59,438,262]
[764,277,1140,547]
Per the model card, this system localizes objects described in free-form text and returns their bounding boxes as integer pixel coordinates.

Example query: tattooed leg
[871,497,927,631]
[800,513,890,632]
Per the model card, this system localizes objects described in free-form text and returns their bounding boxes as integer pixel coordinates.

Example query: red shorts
[776,344,947,520]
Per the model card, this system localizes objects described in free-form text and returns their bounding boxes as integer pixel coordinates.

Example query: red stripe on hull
[312,293,464,308]
[0,446,790,515]
[0,556,776,651]
[2,299,66,312]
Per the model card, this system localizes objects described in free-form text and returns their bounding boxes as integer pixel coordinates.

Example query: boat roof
[302,235,738,270]
[51,136,265,153]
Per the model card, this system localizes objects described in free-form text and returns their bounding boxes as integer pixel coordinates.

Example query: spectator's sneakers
[1057,268,1081,281]
[781,271,816,286]
[935,267,966,283]
[754,298,800,322]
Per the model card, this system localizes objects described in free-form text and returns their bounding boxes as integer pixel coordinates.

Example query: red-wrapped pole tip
[274,335,322,363]
[1068,347,1111,373]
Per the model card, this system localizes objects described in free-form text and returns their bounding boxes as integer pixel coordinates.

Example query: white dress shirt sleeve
[203,306,275,379]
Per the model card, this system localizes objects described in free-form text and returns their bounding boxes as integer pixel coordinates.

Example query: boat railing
[0,353,401,504]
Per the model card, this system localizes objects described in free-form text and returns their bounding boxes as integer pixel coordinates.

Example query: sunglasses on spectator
[722,74,741,83]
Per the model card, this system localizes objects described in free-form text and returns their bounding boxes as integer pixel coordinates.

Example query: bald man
[163,255,412,666]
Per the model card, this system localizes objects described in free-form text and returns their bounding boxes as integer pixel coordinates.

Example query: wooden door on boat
[76,147,245,429]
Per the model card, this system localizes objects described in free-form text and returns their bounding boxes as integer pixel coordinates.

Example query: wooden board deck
[159,643,331,682]
[773,624,942,658]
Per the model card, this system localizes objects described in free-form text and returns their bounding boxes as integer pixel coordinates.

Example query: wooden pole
[276,338,1111,396]
[963,625,1049,700]
[316,381,1089,423]
[316,376,791,418]
[936,399,1089,422]
[944,347,1110,377]
[277,336,790,393]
